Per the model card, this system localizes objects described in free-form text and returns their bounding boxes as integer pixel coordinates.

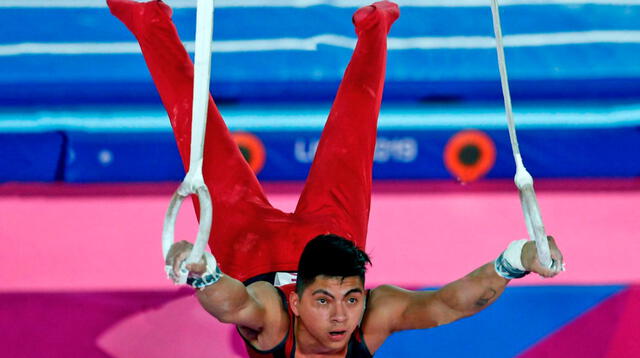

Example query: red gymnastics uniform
[107,0,398,283]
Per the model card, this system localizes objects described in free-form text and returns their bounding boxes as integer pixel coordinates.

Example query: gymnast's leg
[107,0,278,275]
[294,1,399,248]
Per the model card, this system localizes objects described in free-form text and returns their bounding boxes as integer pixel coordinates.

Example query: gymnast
[107,0,564,356]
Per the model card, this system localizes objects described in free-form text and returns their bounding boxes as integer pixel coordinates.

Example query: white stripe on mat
[2,104,640,132]
[2,31,640,56]
[1,0,639,8]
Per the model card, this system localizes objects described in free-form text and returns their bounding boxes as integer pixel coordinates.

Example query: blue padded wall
[0,133,64,182]
[2,3,640,104]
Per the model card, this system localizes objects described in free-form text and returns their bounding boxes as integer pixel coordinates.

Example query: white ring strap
[489,0,552,269]
[162,0,216,284]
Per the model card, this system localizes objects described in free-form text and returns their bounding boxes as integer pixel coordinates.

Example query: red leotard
[106,0,398,283]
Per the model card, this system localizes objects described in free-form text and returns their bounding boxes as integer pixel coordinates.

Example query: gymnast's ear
[289,292,301,317]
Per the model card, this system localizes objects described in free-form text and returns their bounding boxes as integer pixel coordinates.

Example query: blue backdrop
[2,2,640,104]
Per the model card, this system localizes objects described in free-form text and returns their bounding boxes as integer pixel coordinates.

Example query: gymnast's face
[290,275,366,352]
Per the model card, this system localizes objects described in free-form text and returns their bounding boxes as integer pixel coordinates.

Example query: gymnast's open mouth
[328,330,347,341]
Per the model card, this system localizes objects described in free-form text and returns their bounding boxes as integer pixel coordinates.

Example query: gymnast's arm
[166,241,288,336]
[363,237,563,349]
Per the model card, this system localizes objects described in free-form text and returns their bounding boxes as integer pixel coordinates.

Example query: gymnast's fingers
[166,240,186,264]
[167,242,192,279]
[547,236,565,274]
[186,260,207,275]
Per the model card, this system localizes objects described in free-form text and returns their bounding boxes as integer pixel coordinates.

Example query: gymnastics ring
[162,0,215,284]
[162,180,214,284]
[490,0,553,269]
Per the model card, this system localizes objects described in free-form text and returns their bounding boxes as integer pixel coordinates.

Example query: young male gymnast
[107,0,564,356]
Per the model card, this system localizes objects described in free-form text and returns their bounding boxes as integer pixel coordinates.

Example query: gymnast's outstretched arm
[165,241,288,347]
[361,237,564,352]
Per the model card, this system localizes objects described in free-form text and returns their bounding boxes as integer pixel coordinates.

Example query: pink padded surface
[1,181,638,291]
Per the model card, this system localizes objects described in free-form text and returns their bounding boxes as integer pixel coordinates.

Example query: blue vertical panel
[0,132,64,182]
[64,131,184,183]
[518,128,640,178]
[57,125,640,183]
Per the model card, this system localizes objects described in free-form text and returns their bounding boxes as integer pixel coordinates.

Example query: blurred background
[1,0,639,357]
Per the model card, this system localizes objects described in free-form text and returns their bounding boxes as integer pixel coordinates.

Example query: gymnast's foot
[106,0,172,34]
[352,1,399,35]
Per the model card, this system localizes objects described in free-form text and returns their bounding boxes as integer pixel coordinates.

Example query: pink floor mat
[1,181,638,291]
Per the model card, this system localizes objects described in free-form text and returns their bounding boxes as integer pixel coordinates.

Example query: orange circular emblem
[232,132,266,175]
[444,130,496,183]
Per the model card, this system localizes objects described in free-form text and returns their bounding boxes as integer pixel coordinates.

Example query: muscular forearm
[392,262,509,331]
[165,241,272,330]
[435,262,509,319]
[391,238,563,332]
[430,238,563,323]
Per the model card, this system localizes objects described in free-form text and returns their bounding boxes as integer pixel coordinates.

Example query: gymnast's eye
[347,297,358,304]
[317,298,328,304]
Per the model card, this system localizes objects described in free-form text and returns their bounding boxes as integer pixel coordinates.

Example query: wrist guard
[186,251,223,290]
[494,239,530,279]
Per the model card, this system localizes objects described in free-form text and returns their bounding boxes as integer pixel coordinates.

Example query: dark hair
[296,234,371,295]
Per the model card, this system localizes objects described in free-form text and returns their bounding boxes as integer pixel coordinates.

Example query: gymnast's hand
[165,243,282,335]
[521,236,564,278]
[165,240,207,283]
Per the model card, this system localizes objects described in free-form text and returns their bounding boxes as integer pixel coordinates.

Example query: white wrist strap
[494,239,529,279]
[503,239,528,271]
